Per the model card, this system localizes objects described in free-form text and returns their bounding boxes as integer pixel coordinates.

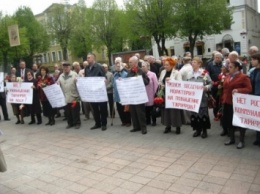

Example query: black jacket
[85,63,106,77]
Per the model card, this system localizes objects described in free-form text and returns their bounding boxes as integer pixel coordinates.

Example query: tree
[47,4,74,60]
[125,0,177,56]
[0,13,28,72]
[15,6,50,66]
[90,0,122,65]
[175,0,233,57]
[69,0,93,60]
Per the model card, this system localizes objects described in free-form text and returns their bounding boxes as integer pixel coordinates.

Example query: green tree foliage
[14,6,50,66]
[125,0,177,56]
[90,0,122,65]
[175,0,233,56]
[47,4,74,60]
[0,13,28,72]
[69,1,92,60]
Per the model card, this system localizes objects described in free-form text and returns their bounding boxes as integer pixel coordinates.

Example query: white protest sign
[0,72,4,92]
[42,84,66,108]
[76,77,108,102]
[233,93,260,132]
[116,76,148,105]
[6,82,33,104]
[165,80,203,113]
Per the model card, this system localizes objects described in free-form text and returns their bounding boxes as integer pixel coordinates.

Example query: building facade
[152,0,260,59]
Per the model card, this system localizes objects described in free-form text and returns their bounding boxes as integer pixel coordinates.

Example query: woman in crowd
[142,61,158,126]
[222,61,252,149]
[113,60,131,127]
[188,56,212,138]
[36,66,55,126]
[26,71,42,125]
[159,57,184,134]
[249,53,260,147]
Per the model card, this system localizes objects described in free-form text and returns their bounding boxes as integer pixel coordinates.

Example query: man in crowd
[16,60,30,81]
[32,63,40,79]
[147,55,161,78]
[127,56,149,134]
[85,53,108,131]
[58,62,81,129]
[248,46,259,70]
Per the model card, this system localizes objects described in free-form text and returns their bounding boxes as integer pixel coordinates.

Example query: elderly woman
[222,61,252,149]
[141,61,158,126]
[113,61,131,126]
[250,53,260,147]
[159,57,184,134]
[188,57,212,138]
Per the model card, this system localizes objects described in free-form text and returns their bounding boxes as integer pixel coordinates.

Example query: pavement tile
[120,181,143,192]
[191,188,214,194]
[168,183,194,194]
[197,181,223,193]
[87,172,108,181]
[92,182,117,193]
[250,184,260,192]
[208,170,232,179]
[147,179,172,190]
[113,171,134,180]
[0,184,11,193]
[82,188,108,194]
[230,173,255,183]
[188,162,213,175]
[97,167,117,176]
[182,172,205,181]
[203,175,227,185]
[221,179,251,194]
[14,185,47,194]
[110,187,135,194]
[138,185,164,194]
[102,177,125,187]
[120,166,142,174]
[163,164,188,177]
[65,182,88,193]
[129,175,151,185]
[51,178,73,188]
[175,177,200,187]
[144,165,165,173]
[155,173,178,183]
[128,162,148,169]
[254,176,260,184]
[234,168,257,177]
[77,177,99,187]
[137,170,159,179]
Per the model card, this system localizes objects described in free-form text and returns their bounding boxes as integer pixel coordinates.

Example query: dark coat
[126,67,150,86]
[16,68,31,82]
[26,79,42,114]
[85,63,106,77]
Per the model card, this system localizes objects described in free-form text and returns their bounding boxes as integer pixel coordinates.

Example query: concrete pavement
[0,107,260,194]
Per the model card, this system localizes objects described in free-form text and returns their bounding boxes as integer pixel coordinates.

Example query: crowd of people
[0,47,259,149]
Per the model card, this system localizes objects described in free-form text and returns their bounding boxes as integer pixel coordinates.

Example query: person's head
[54,63,60,71]
[184,52,191,58]
[221,48,230,58]
[228,51,239,63]
[134,53,140,60]
[10,74,16,82]
[221,63,229,74]
[87,53,96,65]
[115,61,123,71]
[183,56,191,64]
[19,60,26,69]
[114,57,122,65]
[250,53,260,68]
[32,64,38,71]
[229,61,242,74]
[249,46,259,57]
[214,52,223,63]
[39,66,49,77]
[102,63,109,73]
[26,71,33,81]
[72,61,81,73]
[83,61,89,68]
[164,57,177,71]
[62,61,71,74]
[129,56,138,68]
[10,67,16,74]
[141,61,150,73]
[192,56,203,71]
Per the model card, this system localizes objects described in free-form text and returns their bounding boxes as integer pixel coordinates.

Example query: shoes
[125,123,131,127]
[225,140,235,145]
[220,131,227,136]
[253,140,260,146]
[74,125,81,129]
[4,118,10,121]
[151,123,156,126]
[62,118,67,121]
[121,123,126,126]
[15,120,21,124]
[101,126,107,131]
[193,130,201,137]
[201,132,208,139]
[37,121,42,125]
[90,125,101,130]
[21,120,24,124]
[45,121,51,125]
[142,130,147,135]
[176,127,181,134]
[28,121,35,125]
[130,129,141,132]
[237,141,244,149]
[50,120,55,126]
[164,127,171,134]
[55,113,61,118]
[66,125,73,129]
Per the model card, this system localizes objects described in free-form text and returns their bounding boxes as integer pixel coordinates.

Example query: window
[43,53,48,63]
[197,46,203,55]
[58,51,62,61]
[52,51,56,62]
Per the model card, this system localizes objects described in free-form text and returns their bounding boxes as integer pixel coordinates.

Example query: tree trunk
[153,35,162,56]
[62,47,68,60]
[161,35,168,56]
[3,52,8,73]
[189,34,198,58]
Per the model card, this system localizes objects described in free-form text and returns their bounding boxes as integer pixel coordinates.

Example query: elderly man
[16,60,30,81]
[85,53,108,131]
[228,51,239,63]
[102,63,114,118]
[248,46,259,70]
[207,52,223,120]
[127,56,149,134]
[32,64,40,79]
[72,61,81,74]
[58,62,81,129]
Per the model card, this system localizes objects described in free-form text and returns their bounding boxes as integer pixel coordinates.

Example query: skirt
[190,107,211,130]
[161,108,185,127]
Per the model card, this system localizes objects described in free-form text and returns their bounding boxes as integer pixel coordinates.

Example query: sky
[0,0,124,15]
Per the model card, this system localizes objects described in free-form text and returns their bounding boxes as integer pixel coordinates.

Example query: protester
[159,57,184,134]
[32,64,40,79]
[141,61,158,126]
[36,66,55,126]
[222,61,252,149]
[85,53,108,131]
[127,56,149,134]
[249,53,260,147]
[58,62,81,129]
[113,61,131,127]
[188,56,212,138]
[16,60,30,81]
[26,71,42,125]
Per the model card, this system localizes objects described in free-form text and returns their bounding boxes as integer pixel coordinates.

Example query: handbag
[208,94,216,109]
[0,147,7,172]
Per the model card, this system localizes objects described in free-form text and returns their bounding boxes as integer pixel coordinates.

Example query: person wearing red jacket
[222,61,252,149]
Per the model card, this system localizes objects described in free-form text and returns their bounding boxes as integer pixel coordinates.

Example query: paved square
[0,107,259,194]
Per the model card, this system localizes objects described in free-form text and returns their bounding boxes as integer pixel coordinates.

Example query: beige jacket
[58,71,79,103]
[159,69,182,86]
